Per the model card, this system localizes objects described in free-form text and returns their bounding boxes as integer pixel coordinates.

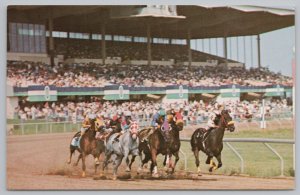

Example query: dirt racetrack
[7,133,295,190]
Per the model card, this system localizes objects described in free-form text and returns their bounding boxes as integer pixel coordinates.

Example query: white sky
[191,26,295,76]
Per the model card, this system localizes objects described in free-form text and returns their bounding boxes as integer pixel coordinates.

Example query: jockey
[113,110,135,142]
[80,108,96,137]
[151,105,166,128]
[206,103,224,132]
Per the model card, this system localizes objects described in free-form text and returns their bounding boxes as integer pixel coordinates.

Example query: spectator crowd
[7,60,293,88]
[14,98,292,125]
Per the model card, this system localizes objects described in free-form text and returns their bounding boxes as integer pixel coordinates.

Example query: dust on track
[6,133,295,190]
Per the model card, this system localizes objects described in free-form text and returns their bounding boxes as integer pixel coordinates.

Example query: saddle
[138,127,154,142]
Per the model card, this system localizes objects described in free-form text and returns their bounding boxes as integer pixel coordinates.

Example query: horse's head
[94,117,105,132]
[220,110,235,132]
[156,115,165,126]
[129,121,139,140]
[167,113,184,131]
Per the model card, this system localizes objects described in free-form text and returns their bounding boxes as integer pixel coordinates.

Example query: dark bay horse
[190,110,235,175]
[79,117,106,177]
[148,114,184,177]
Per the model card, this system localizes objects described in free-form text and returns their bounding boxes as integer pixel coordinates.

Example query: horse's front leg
[124,150,131,172]
[171,152,180,174]
[128,155,136,171]
[207,155,217,172]
[151,149,159,177]
[215,153,222,170]
[81,153,86,177]
[101,151,112,176]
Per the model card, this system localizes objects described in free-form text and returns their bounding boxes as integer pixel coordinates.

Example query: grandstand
[6,5,294,120]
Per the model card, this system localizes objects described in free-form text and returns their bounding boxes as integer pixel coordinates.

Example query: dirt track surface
[7,133,295,190]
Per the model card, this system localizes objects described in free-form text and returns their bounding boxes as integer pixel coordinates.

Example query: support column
[257,34,261,68]
[236,37,239,61]
[223,37,228,66]
[250,36,253,68]
[243,36,246,69]
[187,29,192,68]
[147,24,152,66]
[48,17,54,66]
[216,38,218,55]
[101,24,106,65]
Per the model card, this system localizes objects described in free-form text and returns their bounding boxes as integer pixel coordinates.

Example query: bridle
[220,111,235,130]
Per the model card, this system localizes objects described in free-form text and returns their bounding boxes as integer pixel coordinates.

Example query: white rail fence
[180,138,295,177]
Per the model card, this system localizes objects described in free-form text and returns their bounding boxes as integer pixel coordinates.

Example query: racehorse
[101,122,140,180]
[67,117,120,167]
[190,110,235,175]
[79,117,106,177]
[148,114,184,177]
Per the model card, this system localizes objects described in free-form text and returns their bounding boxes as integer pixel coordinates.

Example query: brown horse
[79,117,106,177]
[148,114,184,177]
[190,110,235,175]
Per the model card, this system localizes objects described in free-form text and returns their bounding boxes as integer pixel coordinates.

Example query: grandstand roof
[7,5,294,39]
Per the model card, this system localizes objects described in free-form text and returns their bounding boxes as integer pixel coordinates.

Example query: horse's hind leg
[74,153,82,166]
[193,148,201,175]
[112,155,123,180]
[67,146,76,164]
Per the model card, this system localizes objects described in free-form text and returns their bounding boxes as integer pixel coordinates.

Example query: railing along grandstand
[6,111,293,136]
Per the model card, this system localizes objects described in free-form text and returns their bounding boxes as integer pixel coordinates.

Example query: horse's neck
[86,128,96,138]
[215,119,226,140]
[170,123,180,140]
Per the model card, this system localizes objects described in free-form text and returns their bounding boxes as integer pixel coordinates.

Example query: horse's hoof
[67,160,71,164]
[73,163,78,167]
[82,172,86,177]
[112,175,117,180]
[163,166,168,172]
[125,168,131,172]
[198,172,202,176]
[209,167,213,172]
[152,173,159,178]
[137,167,142,174]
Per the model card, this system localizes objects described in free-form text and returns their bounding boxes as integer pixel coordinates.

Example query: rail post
[21,121,24,135]
[264,143,284,177]
[179,149,187,171]
[226,142,244,173]
[50,123,53,133]
[64,122,66,132]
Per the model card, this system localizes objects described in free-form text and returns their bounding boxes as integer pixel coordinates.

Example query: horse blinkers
[130,122,139,140]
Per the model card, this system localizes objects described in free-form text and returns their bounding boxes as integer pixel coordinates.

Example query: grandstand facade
[6,5,294,119]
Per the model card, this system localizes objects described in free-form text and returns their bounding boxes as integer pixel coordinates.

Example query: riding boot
[113,132,122,142]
